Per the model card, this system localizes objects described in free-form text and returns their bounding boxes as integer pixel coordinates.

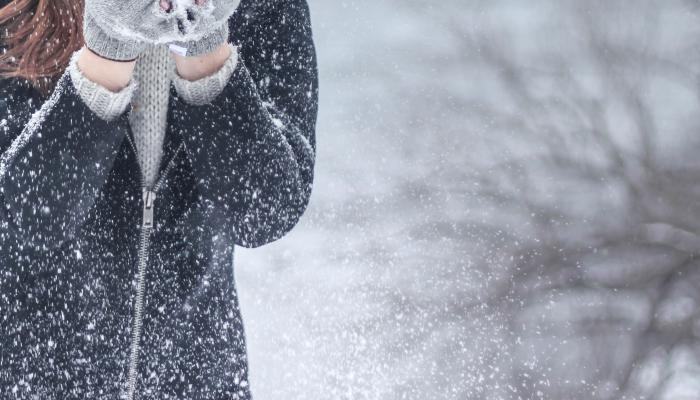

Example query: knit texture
[128,43,172,189]
[82,11,146,61]
[67,48,137,122]
[171,43,239,106]
[170,22,231,57]
[68,42,239,189]
[83,0,240,61]
[0,1,316,397]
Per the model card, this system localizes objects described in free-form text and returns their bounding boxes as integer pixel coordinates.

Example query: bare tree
[243,1,700,398]
[392,0,700,398]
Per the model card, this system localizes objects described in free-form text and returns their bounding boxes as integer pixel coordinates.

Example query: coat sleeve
[0,69,132,251]
[169,0,318,248]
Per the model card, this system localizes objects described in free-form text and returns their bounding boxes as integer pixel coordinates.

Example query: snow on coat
[0,0,318,398]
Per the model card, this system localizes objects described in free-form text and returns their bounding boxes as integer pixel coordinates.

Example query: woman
[0,0,317,398]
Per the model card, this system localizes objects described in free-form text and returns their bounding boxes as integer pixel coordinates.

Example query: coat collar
[123,118,184,190]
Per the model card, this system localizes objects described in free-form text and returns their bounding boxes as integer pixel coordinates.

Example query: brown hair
[0,0,84,97]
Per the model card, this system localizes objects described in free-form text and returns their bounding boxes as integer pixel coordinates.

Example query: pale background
[236,1,700,399]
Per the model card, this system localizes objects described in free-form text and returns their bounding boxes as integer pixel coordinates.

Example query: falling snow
[2,0,700,399]
[1,0,312,399]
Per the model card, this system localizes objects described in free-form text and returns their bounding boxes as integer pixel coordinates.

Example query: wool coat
[0,0,317,399]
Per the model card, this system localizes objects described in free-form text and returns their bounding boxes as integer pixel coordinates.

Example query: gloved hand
[83,0,168,61]
[164,0,241,57]
[83,0,240,61]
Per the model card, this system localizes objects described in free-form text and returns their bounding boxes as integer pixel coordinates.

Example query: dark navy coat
[0,0,317,398]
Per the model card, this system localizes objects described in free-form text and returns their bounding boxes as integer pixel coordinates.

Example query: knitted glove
[165,0,240,57]
[82,12,145,61]
[83,0,172,61]
[83,0,200,61]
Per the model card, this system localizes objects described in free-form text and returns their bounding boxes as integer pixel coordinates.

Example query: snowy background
[235,1,700,399]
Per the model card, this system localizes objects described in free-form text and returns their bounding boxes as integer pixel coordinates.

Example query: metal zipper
[122,129,184,400]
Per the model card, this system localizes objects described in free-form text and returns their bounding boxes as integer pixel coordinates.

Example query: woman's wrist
[77,46,137,92]
[171,42,231,81]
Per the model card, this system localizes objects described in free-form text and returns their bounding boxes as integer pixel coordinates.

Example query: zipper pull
[142,189,156,229]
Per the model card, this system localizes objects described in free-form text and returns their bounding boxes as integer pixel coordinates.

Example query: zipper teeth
[124,128,184,192]
[122,129,184,400]
[154,141,184,192]
[125,226,151,400]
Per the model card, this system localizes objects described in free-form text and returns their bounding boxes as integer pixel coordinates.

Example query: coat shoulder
[229,0,310,42]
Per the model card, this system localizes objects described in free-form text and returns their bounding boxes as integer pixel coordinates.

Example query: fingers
[157,0,211,36]
[161,0,207,12]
